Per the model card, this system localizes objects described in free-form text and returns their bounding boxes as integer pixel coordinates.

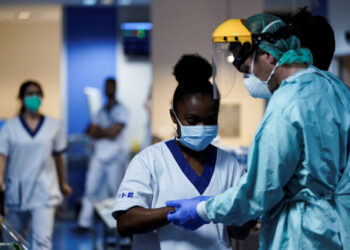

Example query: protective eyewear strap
[265,62,280,84]
[172,110,183,126]
[261,20,283,33]
[251,50,256,74]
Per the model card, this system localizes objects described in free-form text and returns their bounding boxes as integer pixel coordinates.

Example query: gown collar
[19,115,45,138]
[281,65,316,86]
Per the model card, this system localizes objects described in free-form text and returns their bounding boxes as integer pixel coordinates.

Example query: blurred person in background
[77,77,129,232]
[142,89,153,150]
[0,80,72,250]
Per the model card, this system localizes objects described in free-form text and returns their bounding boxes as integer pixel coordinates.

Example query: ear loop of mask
[251,50,280,86]
[261,20,283,33]
[247,20,283,88]
[171,110,182,139]
[250,50,256,75]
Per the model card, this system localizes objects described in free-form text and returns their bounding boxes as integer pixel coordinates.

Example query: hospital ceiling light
[82,0,98,5]
[17,11,30,20]
[226,54,234,63]
[118,0,132,6]
[101,0,115,5]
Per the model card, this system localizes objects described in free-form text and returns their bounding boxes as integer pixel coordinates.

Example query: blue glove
[166,198,209,231]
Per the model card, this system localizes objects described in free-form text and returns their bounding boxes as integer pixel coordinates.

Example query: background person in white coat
[0,80,72,250]
[77,78,129,231]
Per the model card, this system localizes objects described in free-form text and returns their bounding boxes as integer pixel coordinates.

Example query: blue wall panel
[64,7,117,134]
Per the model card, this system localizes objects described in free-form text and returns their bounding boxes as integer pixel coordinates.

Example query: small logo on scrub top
[118,192,134,198]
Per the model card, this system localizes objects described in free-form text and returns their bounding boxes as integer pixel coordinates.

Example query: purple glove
[166,198,210,231]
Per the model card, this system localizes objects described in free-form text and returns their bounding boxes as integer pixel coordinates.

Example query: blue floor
[53,220,96,250]
[52,219,131,250]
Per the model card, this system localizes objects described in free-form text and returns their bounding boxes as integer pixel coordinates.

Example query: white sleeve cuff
[196,201,210,222]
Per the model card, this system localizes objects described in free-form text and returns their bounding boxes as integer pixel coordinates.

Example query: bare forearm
[98,127,122,139]
[54,154,66,185]
[0,155,6,189]
[88,124,124,139]
[54,154,72,196]
[116,206,174,236]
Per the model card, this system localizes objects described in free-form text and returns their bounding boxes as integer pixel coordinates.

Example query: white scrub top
[0,115,66,211]
[92,103,128,163]
[113,139,245,250]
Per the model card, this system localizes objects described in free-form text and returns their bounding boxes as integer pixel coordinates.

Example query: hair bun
[173,54,212,85]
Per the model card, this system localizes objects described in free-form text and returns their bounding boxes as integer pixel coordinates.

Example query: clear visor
[212,42,236,99]
[212,42,250,99]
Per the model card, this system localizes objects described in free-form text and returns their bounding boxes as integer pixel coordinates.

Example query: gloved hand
[166,198,209,231]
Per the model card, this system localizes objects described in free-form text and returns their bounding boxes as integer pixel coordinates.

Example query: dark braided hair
[172,54,220,113]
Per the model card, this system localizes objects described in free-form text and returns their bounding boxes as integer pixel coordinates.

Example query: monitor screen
[121,22,152,55]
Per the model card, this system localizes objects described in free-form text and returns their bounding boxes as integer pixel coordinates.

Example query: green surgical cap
[244,13,313,65]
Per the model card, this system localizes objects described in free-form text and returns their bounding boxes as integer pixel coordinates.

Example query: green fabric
[279,47,313,65]
[243,13,313,65]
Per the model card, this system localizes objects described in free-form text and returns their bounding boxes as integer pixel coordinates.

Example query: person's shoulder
[43,115,58,122]
[213,145,246,174]
[110,102,129,117]
[215,145,232,156]
[0,117,18,132]
[5,116,20,125]
[42,116,62,126]
[113,102,128,112]
[129,140,169,169]
[137,140,169,157]
[212,145,239,164]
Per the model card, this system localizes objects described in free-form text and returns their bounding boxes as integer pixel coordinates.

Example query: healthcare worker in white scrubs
[77,78,129,230]
[112,54,256,250]
[166,14,350,250]
[0,80,72,250]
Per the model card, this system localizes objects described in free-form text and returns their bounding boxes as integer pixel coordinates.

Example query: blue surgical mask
[173,111,218,151]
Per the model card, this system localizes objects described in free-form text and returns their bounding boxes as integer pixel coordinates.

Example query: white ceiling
[0,0,149,22]
[0,0,149,6]
[0,5,61,22]
[264,0,311,13]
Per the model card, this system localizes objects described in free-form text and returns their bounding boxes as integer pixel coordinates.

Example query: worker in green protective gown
[166,13,350,250]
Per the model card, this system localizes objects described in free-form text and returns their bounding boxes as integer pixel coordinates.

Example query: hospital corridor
[0,0,349,249]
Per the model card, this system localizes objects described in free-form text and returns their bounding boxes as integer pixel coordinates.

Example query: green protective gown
[206,66,350,249]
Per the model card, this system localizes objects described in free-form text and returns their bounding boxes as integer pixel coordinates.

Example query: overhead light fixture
[82,0,98,5]
[101,0,115,5]
[17,11,31,20]
[226,54,234,63]
[118,0,132,6]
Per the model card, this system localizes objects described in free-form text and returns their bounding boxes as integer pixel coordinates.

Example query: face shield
[212,19,254,99]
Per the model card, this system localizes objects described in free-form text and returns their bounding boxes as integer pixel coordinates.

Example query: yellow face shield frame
[212,19,253,99]
[212,19,252,45]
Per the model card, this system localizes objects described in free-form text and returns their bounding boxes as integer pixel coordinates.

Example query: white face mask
[243,50,280,99]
